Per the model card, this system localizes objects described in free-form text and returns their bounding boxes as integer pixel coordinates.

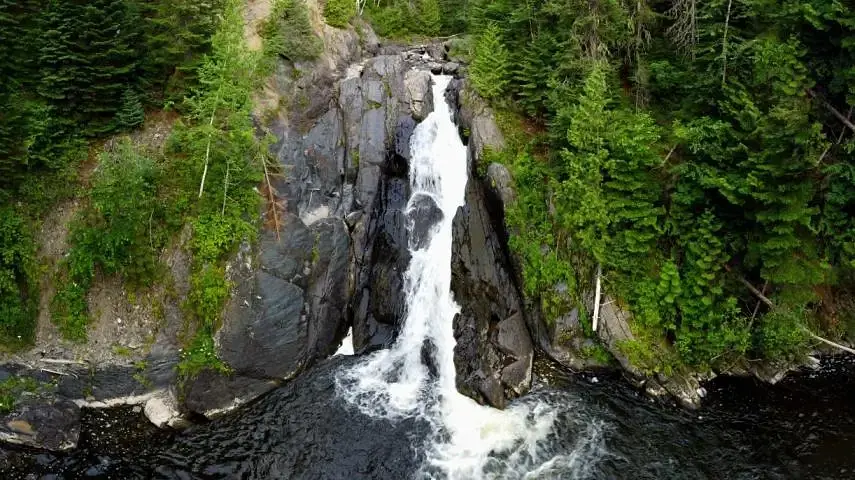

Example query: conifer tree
[38,0,142,134]
[470,24,510,100]
[263,0,322,62]
[116,88,145,130]
[138,0,225,102]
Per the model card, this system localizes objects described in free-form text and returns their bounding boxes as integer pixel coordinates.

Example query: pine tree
[263,0,322,62]
[470,24,510,100]
[138,0,225,102]
[116,88,145,130]
[38,0,142,134]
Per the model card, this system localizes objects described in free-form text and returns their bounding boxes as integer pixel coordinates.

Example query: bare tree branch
[592,264,603,332]
[808,89,855,133]
[667,0,698,59]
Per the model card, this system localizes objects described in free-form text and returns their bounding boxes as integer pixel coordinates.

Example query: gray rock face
[213,38,436,408]
[456,80,506,158]
[486,163,515,206]
[404,70,434,121]
[450,161,533,408]
[0,397,80,451]
[184,371,278,419]
[447,79,534,408]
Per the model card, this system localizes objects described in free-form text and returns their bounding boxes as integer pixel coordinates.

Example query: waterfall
[336,75,604,479]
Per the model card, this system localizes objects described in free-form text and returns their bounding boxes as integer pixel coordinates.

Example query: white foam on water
[335,75,603,478]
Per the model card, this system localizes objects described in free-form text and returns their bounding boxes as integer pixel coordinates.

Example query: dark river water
[1,355,853,479]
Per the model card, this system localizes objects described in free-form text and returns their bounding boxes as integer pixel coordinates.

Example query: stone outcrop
[0,397,80,452]
[447,79,535,408]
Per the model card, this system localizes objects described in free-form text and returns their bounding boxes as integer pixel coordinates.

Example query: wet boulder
[404,70,434,121]
[0,396,80,451]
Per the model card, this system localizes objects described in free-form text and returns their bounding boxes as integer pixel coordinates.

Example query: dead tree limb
[738,275,855,355]
[749,281,768,324]
[198,89,222,198]
[262,153,283,241]
[808,89,855,133]
[818,107,852,163]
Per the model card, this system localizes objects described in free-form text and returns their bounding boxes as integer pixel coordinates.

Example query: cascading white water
[336,75,604,479]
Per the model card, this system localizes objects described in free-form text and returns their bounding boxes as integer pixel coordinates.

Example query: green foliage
[52,140,164,340]
[323,0,355,29]
[51,281,91,342]
[416,0,442,37]
[262,0,323,63]
[471,0,855,370]
[470,24,510,100]
[187,265,231,329]
[38,0,142,134]
[116,89,145,130]
[174,0,263,382]
[756,309,810,360]
[112,344,134,357]
[0,376,40,414]
[177,332,230,381]
[73,140,162,283]
[192,214,255,265]
[0,208,38,349]
[363,0,465,38]
[137,0,225,103]
[579,344,613,365]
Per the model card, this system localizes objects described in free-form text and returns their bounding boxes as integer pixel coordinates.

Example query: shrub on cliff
[263,0,322,62]
[323,0,355,29]
[0,207,38,349]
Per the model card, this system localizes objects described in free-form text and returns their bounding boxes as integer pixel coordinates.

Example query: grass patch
[112,345,134,357]
[178,333,231,381]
